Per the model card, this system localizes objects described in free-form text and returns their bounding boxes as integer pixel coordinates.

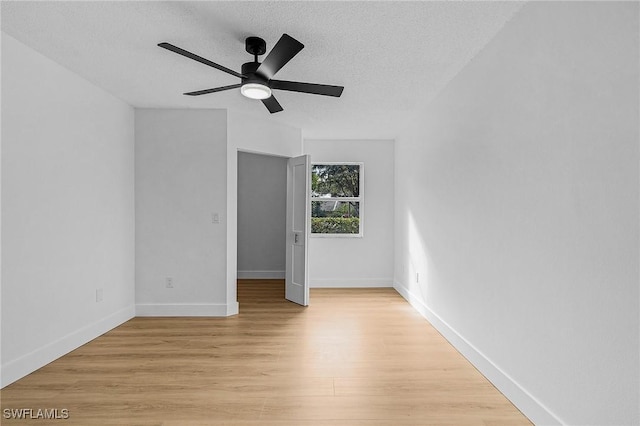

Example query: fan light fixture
[158,34,344,113]
[241,83,272,100]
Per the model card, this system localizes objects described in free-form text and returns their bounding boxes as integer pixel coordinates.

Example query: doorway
[237,151,288,294]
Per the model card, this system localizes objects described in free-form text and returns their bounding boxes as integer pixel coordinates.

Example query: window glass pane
[311,165,360,198]
[311,201,360,234]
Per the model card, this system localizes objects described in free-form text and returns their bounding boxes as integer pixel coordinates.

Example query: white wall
[135,109,228,316]
[306,139,394,287]
[227,110,303,311]
[1,34,135,387]
[237,152,287,279]
[135,109,300,316]
[394,2,638,425]
[0,34,3,387]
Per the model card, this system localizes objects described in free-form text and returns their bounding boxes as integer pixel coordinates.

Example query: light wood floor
[1,280,531,425]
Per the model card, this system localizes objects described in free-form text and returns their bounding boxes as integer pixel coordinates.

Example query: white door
[285,154,310,306]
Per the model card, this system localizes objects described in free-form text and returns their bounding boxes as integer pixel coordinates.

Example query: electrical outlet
[166,277,173,288]
[212,212,220,224]
[96,288,103,302]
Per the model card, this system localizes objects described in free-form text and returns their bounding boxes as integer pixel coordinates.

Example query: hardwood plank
[261,395,527,424]
[0,280,531,425]
[333,377,498,397]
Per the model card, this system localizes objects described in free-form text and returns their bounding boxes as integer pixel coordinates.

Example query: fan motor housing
[241,61,268,86]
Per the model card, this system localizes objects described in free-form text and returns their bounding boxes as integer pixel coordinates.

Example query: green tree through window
[311,164,363,235]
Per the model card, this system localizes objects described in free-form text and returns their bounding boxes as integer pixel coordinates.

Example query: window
[311,163,363,237]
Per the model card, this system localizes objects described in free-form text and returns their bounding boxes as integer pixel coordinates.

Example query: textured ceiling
[1,1,524,139]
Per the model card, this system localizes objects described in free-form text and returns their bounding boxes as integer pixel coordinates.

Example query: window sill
[310,233,363,238]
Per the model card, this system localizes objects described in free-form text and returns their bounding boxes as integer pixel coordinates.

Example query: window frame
[310,162,364,238]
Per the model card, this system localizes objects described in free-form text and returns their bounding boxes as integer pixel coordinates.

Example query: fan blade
[184,84,241,96]
[271,80,344,97]
[262,95,284,114]
[158,42,244,79]
[256,34,304,80]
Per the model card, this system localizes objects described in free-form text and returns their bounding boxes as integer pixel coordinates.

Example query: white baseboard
[310,278,393,288]
[135,303,229,316]
[237,270,285,279]
[1,305,135,388]
[393,281,562,426]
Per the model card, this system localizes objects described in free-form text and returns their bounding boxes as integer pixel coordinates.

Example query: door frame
[232,148,309,312]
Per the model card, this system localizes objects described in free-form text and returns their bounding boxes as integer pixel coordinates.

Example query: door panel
[293,162,306,230]
[285,155,310,306]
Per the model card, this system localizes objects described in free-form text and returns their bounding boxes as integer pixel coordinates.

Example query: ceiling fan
[158,34,344,113]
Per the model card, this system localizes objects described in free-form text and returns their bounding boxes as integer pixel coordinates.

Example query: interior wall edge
[1,305,135,388]
[393,281,563,426]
